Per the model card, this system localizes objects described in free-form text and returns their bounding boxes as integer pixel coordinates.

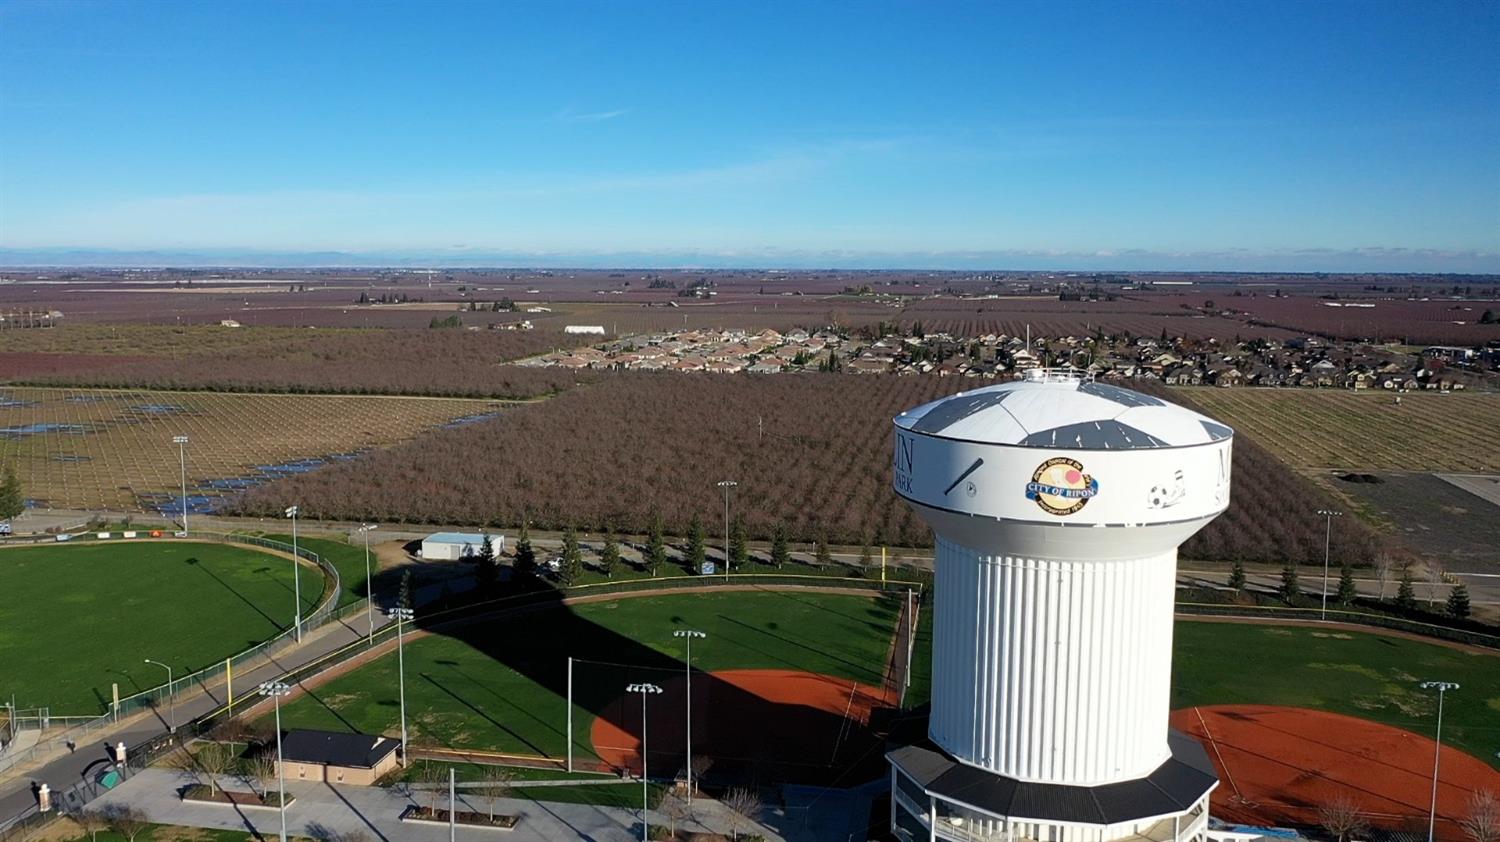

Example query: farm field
[0,388,502,513]
[897,296,1303,342]
[1171,620,1500,770]
[1336,474,1500,573]
[1182,388,1500,473]
[232,374,1383,566]
[0,541,323,713]
[0,325,590,398]
[267,590,901,766]
[1225,295,1500,345]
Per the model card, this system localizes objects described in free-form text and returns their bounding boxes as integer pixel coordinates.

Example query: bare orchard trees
[21,328,587,399]
[230,373,1380,564]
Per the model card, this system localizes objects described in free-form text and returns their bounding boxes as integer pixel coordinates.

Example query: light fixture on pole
[172,436,190,535]
[672,630,706,809]
[627,682,663,842]
[716,480,737,582]
[1317,509,1342,620]
[143,659,174,733]
[388,606,415,766]
[285,506,302,642]
[257,681,292,842]
[357,524,378,645]
[1418,680,1459,842]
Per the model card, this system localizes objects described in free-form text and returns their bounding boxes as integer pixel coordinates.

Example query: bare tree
[73,810,109,842]
[101,804,151,842]
[659,790,691,838]
[477,767,515,822]
[1318,795,1369,842]
[194,741,236,795]
[246,753,277,798]
[416,761,446,815]
[1427,560,1447,606]
[722,787,763,842]
[689,755,714,795]
[1463,791,1500,842]
[1374,550,1394,600]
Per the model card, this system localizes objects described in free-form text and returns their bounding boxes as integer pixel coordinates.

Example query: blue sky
[1,0,1497,271]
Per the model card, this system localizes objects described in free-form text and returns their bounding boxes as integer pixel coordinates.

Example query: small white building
[564,325,606,335]
[420,532,505,561]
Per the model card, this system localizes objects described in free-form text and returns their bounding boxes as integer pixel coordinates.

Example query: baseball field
[0,540,324,713]
[266,590,904,778]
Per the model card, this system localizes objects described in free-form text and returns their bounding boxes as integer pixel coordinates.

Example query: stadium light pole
[285,506,302,642]
[256,681,291,842]
[627,682,663,842]
[1419,681,1459,842]
[143,659,174,733]
[716,480,737,582]
[389,606,414,766]
[1317,509,1342,621]
[672,630,706,810]
[357,524,378,645]
[172,436,189,535]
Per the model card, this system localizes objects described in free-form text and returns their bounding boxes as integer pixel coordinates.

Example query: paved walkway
[86,768,786,842]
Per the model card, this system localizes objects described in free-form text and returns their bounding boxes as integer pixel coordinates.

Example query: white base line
[1195,706,1242,802]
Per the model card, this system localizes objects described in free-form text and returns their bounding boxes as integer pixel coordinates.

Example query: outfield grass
[898,617,1500,769]
[1172,620,1500,769]
[0,541,322,713]
[270,591,901,762]
[262,532,371,609]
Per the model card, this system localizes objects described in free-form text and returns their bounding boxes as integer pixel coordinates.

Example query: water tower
[887,370,1232,842]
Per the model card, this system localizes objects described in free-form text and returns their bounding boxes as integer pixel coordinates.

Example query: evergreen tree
[687,515,706,572]
[1336,561,1358,605]
[1395,570,1418,611]
[0,463,23,521]
[729,518,748,569]
[398,569,414,611]
[1227,558,1246,593]
[770,524,791,569]
[859,541,873,569]
[559,525,583,587]
[646,511,668,576]
[1278,560,1300,603]
[1446,583,1471,619]
[815,531,833,567]
[514,520,536,577]
[600,529,622,579]
[474,532,498,592]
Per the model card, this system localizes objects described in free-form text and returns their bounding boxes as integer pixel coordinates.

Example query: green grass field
[269,591,900,762]
[0,541,323,713]
[262,533,371,609]
[1172,620,1500,769]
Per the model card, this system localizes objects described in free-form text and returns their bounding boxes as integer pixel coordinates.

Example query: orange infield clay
[592,669,895,781]
[1171,705,1500,832]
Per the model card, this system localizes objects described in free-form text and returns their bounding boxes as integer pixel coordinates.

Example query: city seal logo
[1025,457,1099,516]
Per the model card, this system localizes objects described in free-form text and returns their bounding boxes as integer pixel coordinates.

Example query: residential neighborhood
[518,325,1498,391]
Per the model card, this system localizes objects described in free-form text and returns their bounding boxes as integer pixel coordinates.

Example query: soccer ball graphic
[1147,470,1186,509]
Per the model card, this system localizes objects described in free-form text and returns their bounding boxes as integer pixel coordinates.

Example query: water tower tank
[887,370,1232,841]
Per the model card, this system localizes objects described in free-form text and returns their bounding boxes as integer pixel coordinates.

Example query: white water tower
[887,370,1232,842]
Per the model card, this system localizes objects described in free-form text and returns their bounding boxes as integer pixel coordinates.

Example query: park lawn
[270,591,901,762]
[263,533,372,609]
[0,541,322,713]
[1173,621,1500,769]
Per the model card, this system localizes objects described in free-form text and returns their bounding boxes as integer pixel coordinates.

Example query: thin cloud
[556,107,630,124]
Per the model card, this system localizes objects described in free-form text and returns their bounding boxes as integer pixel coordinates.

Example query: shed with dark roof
[276,729,400,786]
